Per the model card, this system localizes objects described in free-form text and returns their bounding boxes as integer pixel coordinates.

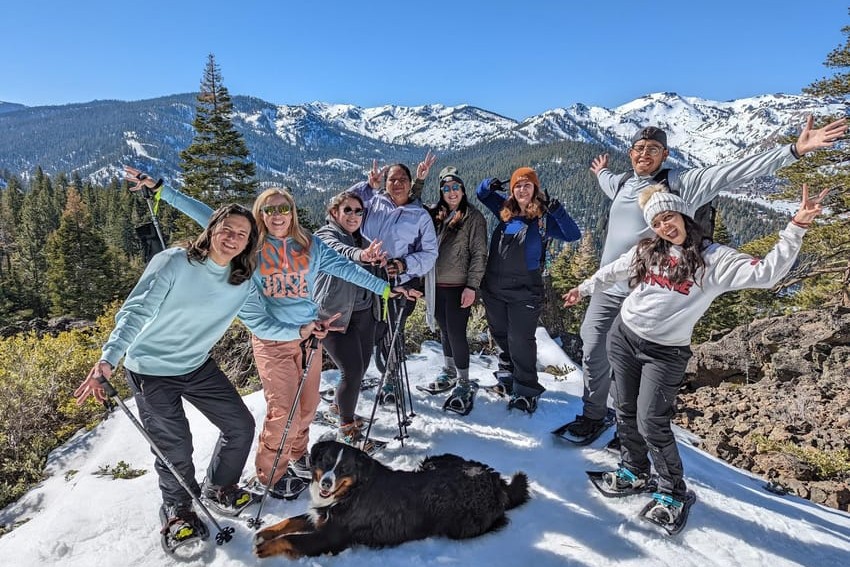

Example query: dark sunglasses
[341,206,364,217]
[441,183,462,193]
[261,204,292,215]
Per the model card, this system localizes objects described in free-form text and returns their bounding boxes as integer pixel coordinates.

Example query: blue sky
[3,1,847,120]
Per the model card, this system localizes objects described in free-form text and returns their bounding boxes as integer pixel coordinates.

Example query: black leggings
[434,286,472,370]
[323,308,376,423]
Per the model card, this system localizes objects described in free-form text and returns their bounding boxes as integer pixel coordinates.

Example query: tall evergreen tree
[774,12,850,305]
[45,188,115,318]
[179,53,257,223]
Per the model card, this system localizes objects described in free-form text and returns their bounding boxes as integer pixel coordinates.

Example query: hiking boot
[508,393,539,414]
[161,502,198,542]
[565,415,607,439]
[602,467,651,492]
[337,421,362,445]
[202,482,255,515]
[647,492,685,525]
[287,453,312,480]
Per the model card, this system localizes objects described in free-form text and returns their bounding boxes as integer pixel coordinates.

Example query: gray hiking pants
[579,290,625,420]
[608,316,691,498]
[126,358,255,507]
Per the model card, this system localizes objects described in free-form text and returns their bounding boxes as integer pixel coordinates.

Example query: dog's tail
[504,472,530,509]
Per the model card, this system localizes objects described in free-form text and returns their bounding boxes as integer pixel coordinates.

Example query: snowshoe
[319,387,336,404]
[417,372,457,395]
[481,383,510,398]
[312,404,372,428]
[201,482,259,517]
[320,378,381,404]
[443,382,479,416]
[507,393,539,414]
[552,408,616,445]
[587,468,657,498]
[639,491,696,535]
[763,480,791,496]
[378,383,397,406]
[159,504,209,559]
[318,425,388,456]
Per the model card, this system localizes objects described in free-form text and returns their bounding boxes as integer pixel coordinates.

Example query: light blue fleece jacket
[158,186,389,327]
[100,248,299,376]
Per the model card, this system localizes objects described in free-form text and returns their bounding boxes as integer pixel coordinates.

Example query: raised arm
[476,178,507,216]
[126,166,213,228]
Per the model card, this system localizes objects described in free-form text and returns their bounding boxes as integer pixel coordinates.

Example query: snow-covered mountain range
[0,91,842,189]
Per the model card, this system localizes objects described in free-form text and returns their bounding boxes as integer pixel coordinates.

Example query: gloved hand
[546,198,561,213]
[489,178,503,191]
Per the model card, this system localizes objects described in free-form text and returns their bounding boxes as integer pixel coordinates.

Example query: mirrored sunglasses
[342,206,364,217]
[441,183,462,193]
[261,204,292,215]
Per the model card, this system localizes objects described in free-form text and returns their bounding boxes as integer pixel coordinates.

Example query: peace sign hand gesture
[416,150,437,180]
[792,184,830,226]
[367,160,388,190]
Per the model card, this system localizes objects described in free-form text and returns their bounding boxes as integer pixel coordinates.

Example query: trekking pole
[363,299,407,447]
[94,375,234,545]
[248,334,320,529]
[135,177,166,250]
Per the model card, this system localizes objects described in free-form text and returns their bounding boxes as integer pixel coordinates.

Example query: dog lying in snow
[253,440,530,558]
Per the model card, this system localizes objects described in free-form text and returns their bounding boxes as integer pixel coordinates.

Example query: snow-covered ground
[2,330,848,566]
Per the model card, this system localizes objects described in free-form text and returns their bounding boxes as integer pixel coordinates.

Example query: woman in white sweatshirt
[562,183,828,527]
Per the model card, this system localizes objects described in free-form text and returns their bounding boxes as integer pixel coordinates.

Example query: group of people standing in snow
[73,114,846,542]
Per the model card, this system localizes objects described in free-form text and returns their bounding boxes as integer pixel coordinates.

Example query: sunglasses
[261,204,292,215]
[341,206,364,217]
[441,183,462,193]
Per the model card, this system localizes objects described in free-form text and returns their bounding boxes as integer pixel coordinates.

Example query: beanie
[632,126,668,149]
[510,167,540,190]
[641,190,693,226]
[438,166,465,188]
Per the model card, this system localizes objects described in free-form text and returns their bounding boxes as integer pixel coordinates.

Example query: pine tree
[713,209,731,245]
[178,53,257,236]
[45,188,115,318]
[774,12,850,305]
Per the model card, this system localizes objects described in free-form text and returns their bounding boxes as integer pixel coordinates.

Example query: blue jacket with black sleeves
[476,178,581,301]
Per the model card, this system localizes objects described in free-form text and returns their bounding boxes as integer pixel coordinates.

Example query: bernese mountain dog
[253,440,530,558]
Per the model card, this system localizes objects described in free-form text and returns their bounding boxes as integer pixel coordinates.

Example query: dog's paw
[253,536,299,559]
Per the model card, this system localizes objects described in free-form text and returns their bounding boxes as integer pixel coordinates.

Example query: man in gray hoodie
[561,115,847,444]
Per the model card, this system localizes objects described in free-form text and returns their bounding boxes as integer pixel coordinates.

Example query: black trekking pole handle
[248,334,320,529]
[94,374,234,545]
[133,176,166,251]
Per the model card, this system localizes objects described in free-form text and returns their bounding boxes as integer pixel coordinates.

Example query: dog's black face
[309,441,371,507]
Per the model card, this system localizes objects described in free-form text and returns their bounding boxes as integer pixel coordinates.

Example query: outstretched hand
[562,288,581,308]
[795,115,847,156]
[367,159,388,190]
[416,150,437,180]
[793,184,830,226]
[74,361,113,405]
[124,166,162,193]
[590,154,609,175]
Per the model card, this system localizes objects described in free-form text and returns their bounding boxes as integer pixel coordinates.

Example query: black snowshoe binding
[443,381,479,416]
[201,482,258,517]
[552,408,616,445]
[639,491,696,535]
[587,467,657,498]
[507,393,539,414]
[417,372,458,395]
[159,504,209,559]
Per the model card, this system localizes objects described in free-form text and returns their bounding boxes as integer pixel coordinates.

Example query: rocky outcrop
[676,307,850,511]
